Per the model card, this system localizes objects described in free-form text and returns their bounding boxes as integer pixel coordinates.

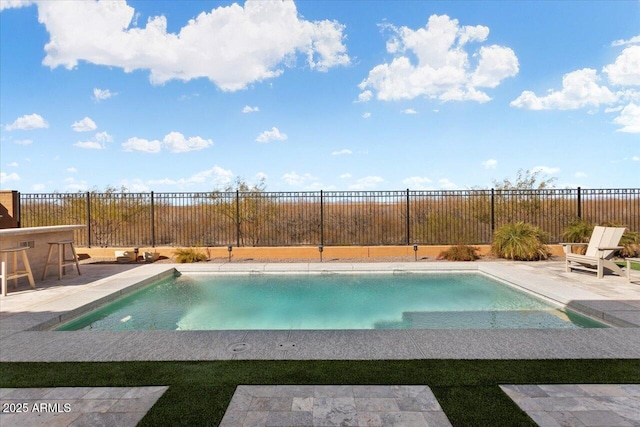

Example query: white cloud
[71,116,97,132]
[66,167,77,173]
[482,158,497,169]
[358,15,518,103]
[632,156,639,161]
[0,0,33,12]
[242,105,259,113]
[356,90,372,103]
[255,172,268,181]
[8,162,18,167]
[611,34,640,47]
[613,103,640,133]
[402,108,417,114]
[340,173,352,179]
[64,178,88,191]
[603,45,640,86]
[192,166,233,187]
[511,68,618,110]
[32,183,45,191]
[438,178,458,190]
[470,45,520,88]
[93,88,115,101]
[0,172,20,184]
[122,137,162,153]
[74,131,113,149]
[14,139,32,145]
[148,166,233,189]
[119,179,150,192]
[281,171,317,187]
[5,113,48,130]
[74,140,104,150]
[362,112,371,119]
[163,131,213,153]
[331,149,352,156]
[119,132,213,153]
[256,127,287,143]
[402,176,432,189]
[574,172,587,178]
[95,131,113,143]
[349,176,383,190]
[532,166,560,175]
[35,0,349,91]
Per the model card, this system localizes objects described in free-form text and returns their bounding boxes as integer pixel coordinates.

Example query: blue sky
[1,0,638,193]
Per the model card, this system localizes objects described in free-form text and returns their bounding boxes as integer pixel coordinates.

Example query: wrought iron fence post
[406,188,410,245]
[577,186,581,219]
[236,190,240,247]
[490,188,495,234]
[150,191,155,247]
[86,191,91,248]
[16,191,21,228]
[320,190,324,246]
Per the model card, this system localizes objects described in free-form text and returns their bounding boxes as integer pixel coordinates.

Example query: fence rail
[18,188,640,247]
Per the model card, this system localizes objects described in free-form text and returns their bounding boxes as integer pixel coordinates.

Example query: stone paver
[501,384,640,427]
[219,385,452,427]
[0,386,168,427]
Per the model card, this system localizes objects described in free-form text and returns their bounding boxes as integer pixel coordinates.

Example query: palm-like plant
[492,222,550,261]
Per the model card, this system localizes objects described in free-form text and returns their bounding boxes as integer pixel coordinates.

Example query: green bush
[174,248,208,263]
[437,244,479,261]
[492,222,550,261]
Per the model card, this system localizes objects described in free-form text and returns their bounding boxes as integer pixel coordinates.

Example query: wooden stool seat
[0,246,35,296]
[42,240,81,280]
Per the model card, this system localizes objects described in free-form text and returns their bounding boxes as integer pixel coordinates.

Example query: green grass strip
[1,360,639,426]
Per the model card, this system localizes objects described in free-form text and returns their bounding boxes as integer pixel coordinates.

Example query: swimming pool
[57,272,604,330]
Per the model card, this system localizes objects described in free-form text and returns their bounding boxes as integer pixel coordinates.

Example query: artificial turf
[1,359,639,426]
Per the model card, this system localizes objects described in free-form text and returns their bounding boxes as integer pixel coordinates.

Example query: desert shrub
[437,244,479,261]
[174,248,207,263]
[599,221,640,257]
[561,219,594,255]
[492,222,550,261]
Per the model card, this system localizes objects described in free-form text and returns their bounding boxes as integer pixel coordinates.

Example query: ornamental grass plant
[173,248,208,263]
[437,244,479,261]
[561,219,594,255]
[492,222,550,261]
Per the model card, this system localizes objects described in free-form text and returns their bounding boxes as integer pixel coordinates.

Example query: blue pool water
[57,273,604,330]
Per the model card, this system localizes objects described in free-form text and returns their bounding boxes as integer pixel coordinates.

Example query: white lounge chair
[564,226,626,278]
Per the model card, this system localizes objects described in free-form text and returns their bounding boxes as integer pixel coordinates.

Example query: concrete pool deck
[1,261,639,362]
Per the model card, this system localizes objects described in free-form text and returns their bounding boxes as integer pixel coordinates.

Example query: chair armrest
[561,242,588,254]
[597,246,624,251]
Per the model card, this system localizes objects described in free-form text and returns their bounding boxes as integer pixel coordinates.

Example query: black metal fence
[17,188,640,247]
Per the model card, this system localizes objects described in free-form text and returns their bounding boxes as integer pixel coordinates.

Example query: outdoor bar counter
[0,225,85,282]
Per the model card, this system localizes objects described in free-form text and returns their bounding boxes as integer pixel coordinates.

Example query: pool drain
[277,342,297,350]
[227,342,251,353]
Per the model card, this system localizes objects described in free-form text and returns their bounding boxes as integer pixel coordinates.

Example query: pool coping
[1,262,639,361]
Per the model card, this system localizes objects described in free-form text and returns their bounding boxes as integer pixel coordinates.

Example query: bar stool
[0,246,35,296]
[42,239,81,280]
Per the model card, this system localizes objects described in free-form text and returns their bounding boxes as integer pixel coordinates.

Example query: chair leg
[597,259,604,279]
[11,251,18,289]
[42,243,55,280]
[1,259,6,297]
[20,249,35,288]
[57,244,64,280]
[69,243,81,276]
